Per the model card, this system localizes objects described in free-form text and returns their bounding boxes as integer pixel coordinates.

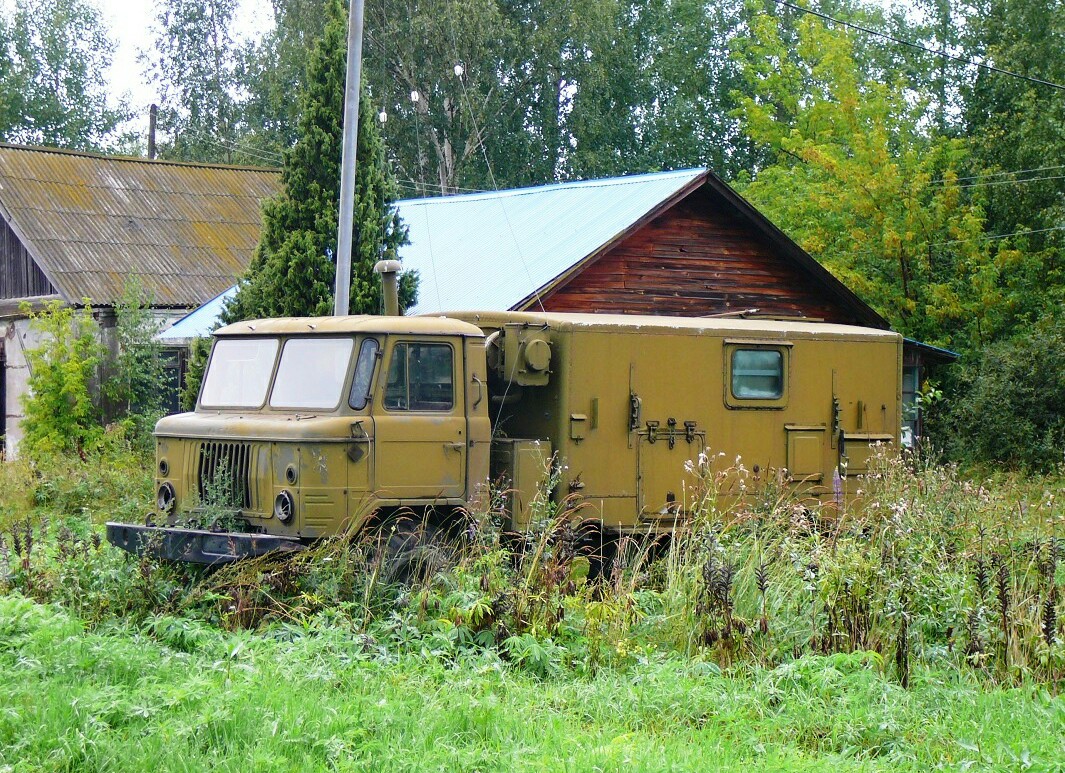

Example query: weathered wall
[2,307,187,460]
[3,316,38,458]
[1,216,55,300]
[540,187,862,325]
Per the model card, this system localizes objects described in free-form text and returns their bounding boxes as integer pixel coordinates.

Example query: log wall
[540,187,857,325]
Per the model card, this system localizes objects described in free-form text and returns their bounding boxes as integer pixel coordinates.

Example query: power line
[927,164,1065,186]
[185,130,284,166]
[949,174,1065,191]
[394,178,489,195]
[928,224,1065,247]
[772,0,1065,93]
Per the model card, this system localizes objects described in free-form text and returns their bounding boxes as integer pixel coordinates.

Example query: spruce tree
[223,0,414,323]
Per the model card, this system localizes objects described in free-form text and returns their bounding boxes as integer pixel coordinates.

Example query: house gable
[535,184,881,327]
[1,215,55,301]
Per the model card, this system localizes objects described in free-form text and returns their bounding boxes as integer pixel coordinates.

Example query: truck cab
[107,315,491,562]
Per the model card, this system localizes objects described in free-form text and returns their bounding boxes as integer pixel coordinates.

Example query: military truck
[107,265,901,564]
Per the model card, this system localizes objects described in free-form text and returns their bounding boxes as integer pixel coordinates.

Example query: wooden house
[0,143,278,457]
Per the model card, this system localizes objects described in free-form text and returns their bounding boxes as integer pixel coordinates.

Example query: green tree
[239,0,330,157]
[222,0,413,323]
[940,317,1065,471]
[732,15,1004,350]
[364,0,520,194]
[145,0,247,163]
[19,302,103,460]
[960,0,1064,334]
[0,0,126,150]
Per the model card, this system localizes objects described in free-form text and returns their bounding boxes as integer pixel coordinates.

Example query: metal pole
[333,0,366,316]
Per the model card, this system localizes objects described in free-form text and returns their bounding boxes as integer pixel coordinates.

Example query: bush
[103,278,165,448]
[19,301,104,460]
[942,321,1065,471]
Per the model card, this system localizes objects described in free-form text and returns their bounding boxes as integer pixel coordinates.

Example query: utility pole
[333,0,366,316]
[148,104,158,160]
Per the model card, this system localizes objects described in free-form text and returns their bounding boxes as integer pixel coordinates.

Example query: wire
[926,164,1065,187]
[185,131,283,166]
[394,178,488,195]
[928,225,1065,247]
[948,174,1065,191]
[771,0,1065,93]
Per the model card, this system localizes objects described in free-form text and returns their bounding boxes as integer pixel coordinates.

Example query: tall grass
[2,437,1063,685]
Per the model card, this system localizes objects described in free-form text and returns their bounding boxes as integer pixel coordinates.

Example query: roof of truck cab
[445,311,901,341]
[213,315,484,337]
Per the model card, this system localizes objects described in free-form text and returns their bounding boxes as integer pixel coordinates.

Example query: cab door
[373,338,467,500]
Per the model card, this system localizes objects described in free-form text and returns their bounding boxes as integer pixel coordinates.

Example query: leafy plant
[19,300,104,460]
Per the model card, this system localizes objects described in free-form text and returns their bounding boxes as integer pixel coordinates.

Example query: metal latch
[645,420,659,444]
[570,413,588,442]
[684,420,697,444]
[667,417,678,449]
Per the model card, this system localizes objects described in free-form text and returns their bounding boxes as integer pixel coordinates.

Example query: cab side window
[384,343,454,411]
[348,338,379,410]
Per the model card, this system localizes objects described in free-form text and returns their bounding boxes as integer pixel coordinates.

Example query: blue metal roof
[157,286,236,343]
[399,168,706,314]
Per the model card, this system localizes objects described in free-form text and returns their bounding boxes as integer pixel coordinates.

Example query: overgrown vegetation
[4,593,1065,770]
[3,442,1062,685]
[939,320,1065,472]
[1,438,1063,766]
[18,301,104,460]
[17,283,168,461]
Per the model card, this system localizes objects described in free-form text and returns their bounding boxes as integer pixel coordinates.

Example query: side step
[106,522,305,565]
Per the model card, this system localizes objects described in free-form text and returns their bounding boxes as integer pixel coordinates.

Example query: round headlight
[285,464,298,485]
[158,458,169,477]
[274,490,295,523]
[156,482,176,513]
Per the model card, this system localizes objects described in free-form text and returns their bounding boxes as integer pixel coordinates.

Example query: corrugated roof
[398,169,706,315]
[0,143,279,307]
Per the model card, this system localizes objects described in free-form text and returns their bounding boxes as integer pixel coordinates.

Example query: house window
[384,342,454,411]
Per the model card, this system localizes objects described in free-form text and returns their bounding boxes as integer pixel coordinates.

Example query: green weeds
[2,440,1065,768]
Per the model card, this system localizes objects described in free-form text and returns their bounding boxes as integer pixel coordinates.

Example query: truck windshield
[200,338,279,408]
[270,337,355,409]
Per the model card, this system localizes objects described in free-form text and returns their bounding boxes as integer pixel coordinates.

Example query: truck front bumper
[105,522,305,565]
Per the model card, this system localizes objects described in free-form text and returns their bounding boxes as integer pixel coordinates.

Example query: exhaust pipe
[374,259,402,316]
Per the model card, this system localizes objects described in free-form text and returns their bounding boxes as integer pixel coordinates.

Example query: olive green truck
[107,276,901,564]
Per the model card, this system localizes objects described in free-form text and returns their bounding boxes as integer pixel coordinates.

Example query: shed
[0,143,279,457]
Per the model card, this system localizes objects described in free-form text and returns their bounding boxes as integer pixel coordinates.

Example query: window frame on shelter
[724,342,791,409]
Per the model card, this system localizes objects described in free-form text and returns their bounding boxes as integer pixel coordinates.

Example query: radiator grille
[197,441,254,510]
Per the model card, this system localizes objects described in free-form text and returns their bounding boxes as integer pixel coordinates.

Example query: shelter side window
[732,349,784,399]
[725,344,790,409]
[384,342,454,411]
[349,338,380,410]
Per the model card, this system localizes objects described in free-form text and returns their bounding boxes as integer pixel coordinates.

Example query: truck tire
[379,514,455,584]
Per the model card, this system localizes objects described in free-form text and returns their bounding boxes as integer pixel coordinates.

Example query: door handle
[444,441,464,451]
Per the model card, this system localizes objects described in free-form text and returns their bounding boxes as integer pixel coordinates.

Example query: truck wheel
[380,514,455,584]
